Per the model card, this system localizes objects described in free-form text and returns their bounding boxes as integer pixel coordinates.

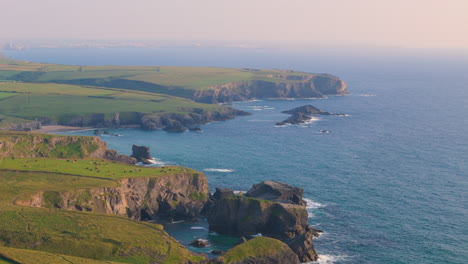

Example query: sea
[5,47,468,264]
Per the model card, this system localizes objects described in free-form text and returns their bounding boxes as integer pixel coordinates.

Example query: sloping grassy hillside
[0,59,307,90]
[0,133,204,263]
[0,82,229,129]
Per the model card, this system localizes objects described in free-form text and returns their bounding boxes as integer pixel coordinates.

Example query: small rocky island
[276,104,345,126]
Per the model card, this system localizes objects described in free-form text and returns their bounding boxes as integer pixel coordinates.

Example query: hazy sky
[1,0,467,50]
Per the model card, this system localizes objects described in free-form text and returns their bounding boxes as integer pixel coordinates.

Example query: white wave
[203,168,235,173]
[303,117,320,124]
[355,94,376,97]
[304,198,326,218]
[168,220,184,224]
[310,254,347,263]
[233,190,246,195]
[304,198,326,209]
[251,233,262,237]
[139,158,167,166]
[190,226,207,230]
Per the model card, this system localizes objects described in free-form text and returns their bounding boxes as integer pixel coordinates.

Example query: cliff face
[34,107,249,132]
[17,172,210,221]
[207,182,320,262]
[193,75,348,104]
[207,189,309,240]
[139,107,250,132]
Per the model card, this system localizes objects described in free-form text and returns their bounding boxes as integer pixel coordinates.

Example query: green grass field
[0,58,310,92]
[0,133,204,263]
[0,82,225,128]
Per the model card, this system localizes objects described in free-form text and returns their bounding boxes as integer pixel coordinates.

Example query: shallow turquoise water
[12,47,468,263]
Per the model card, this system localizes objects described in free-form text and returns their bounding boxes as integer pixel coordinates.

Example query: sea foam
[203,168,235,172]
[312,254,348,264]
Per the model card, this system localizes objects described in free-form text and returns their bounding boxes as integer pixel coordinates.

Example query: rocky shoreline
[4,133,324,263]
[276,104,346,126]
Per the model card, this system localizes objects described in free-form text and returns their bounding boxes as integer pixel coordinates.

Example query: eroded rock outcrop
[131,145,153,164]
[139,107,250,132]
[207,181,320,262]
[276,104,345,126]
[193,75,348,104]
[18,172,210,221]
[207,188,308,240]
[244,181,306,206]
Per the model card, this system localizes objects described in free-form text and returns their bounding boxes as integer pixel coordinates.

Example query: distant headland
[0,58,347,132]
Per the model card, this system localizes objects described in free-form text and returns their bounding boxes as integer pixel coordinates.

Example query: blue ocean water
[6,47,468,263]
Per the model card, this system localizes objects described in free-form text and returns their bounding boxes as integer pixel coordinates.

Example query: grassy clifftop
[0,132,205,263]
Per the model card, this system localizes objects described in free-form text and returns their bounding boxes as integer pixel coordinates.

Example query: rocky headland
[1,132,324,263]
[276,104,345,126]
[193,75,348,104]
[206,181,321,262]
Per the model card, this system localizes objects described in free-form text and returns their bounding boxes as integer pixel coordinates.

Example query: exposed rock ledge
[206,181,321,262]
[29,107,250,133]
[193,75,348,104]
[17,172,209,222]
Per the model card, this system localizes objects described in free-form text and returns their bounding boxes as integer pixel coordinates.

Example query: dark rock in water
[319,130,333,133]
[103,130,111,135]
[190,239,210,248]
[164,119,186,132]
[207,186,309,240]
[244,181,306,206]
[93,129,101,135]
[131,145,153,164]
[282,105,329,116]
[188,126,203,132]
[276,104,345,126]
[206,181,322,262]
[210,249,223,255]
[102,150,136,165]
[286,228,321,262]
[213,188,235,200]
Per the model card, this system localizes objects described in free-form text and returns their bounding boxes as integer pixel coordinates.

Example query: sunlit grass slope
[0,133,203,263]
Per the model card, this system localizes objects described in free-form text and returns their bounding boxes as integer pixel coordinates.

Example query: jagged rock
[190,239,210,248]
[139,107,250,132]
[193,75,348,104]
[188,126,203,132]
[276,105,344,126]
[207,187,309,240]
[17,173,210,222]
[102,150,136,165]
[281,105,329,116]
[93,129,101,135]
[131,145,153,164]
[286,228,321,262]
[244,181,306,206]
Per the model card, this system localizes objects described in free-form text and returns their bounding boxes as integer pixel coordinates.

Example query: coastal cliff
[207,182,321,262]
[193,76,348,103]
[31,107,249,132]
[17,172,209,221]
